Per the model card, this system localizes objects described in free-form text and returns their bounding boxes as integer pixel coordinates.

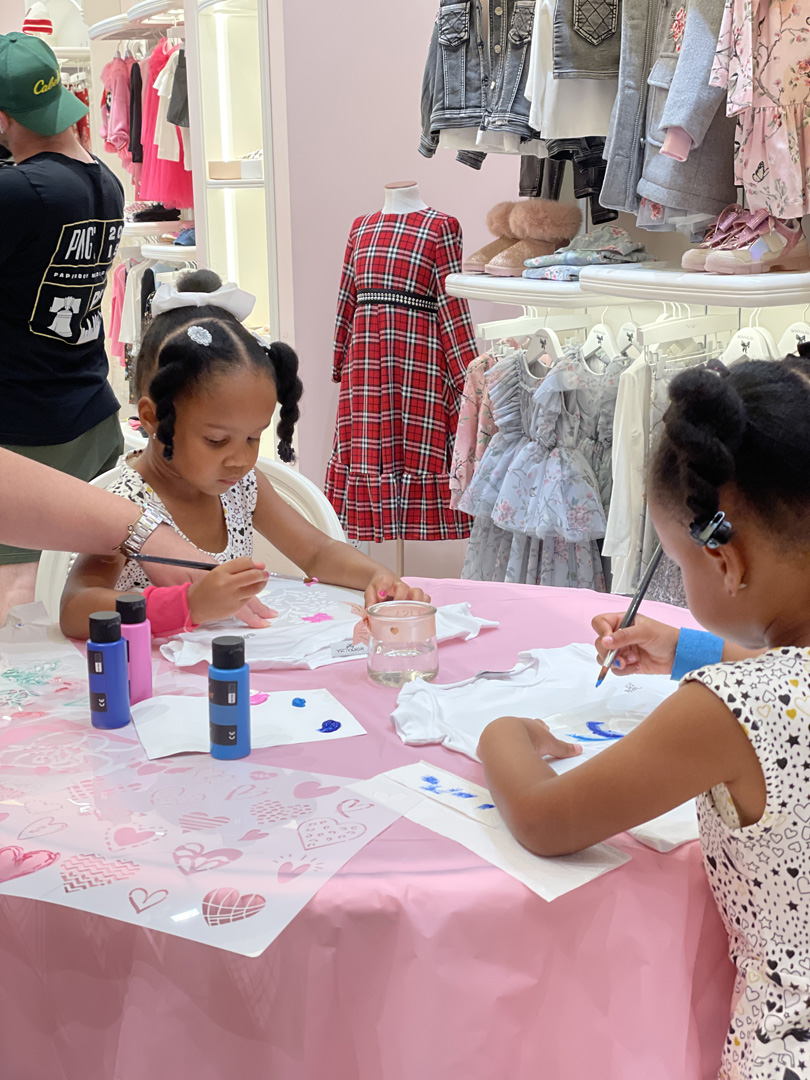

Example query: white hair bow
[151,282,256,322]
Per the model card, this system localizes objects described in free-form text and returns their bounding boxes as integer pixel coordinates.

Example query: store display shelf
[445,273,630,309]
[578,264,810,309]
[140,244,198,263]
[205,179,265,189]
[88,15,131,39]
[89,1,183,39]
[123,221,193,237]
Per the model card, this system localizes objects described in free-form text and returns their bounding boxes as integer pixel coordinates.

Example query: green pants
[0,412,124,565]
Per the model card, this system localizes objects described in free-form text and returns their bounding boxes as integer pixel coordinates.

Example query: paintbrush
[134,554,317,583]
[595,542,664,687]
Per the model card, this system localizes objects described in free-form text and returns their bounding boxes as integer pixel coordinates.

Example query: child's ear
[705,542,747,597]
[138,397,158,437]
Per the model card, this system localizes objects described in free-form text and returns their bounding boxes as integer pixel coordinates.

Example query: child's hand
[592,613,680,676]
[483,716,582,761]
[514,716,583,761]
[188,558,275,627]
[364,573,431,608]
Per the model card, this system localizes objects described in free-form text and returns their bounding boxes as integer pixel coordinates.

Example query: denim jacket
[553,0,621,79]
[420,0,540,160]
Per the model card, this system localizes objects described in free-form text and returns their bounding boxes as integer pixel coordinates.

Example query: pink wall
[0,0,24,33]
[281,0,522,575]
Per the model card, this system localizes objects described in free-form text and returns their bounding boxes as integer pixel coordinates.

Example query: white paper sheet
[351,764,630,902]
[131,689,367,759]
[0,762,401,957]
[161,582,498,669]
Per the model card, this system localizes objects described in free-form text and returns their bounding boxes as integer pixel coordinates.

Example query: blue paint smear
[586,720,624,739]
[318,719,341,733]
[420,775,478,799]
[292,698,306,708]
[477,803,496,810]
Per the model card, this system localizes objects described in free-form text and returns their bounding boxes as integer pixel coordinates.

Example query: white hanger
[582,308,618,360]
[720,311,779,364]
[616,320,641,358]
[777,307,810,357]
[476,307,589,341]
[637,306,738,349]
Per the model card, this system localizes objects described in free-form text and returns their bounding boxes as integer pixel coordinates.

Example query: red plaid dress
[325,209,477,541]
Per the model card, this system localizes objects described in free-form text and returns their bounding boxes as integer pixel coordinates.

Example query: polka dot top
[684,649,810,1080]
[109,453,258,592]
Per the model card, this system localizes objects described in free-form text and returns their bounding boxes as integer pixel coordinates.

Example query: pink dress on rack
[139,40,193,209]
[711,0,810,218]
[449,353,499,510]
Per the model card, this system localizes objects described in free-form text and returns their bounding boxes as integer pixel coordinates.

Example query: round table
[0,579,734,1080]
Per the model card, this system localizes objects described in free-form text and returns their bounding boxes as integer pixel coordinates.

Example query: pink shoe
[704,215,809,275]
[681,204,745,271]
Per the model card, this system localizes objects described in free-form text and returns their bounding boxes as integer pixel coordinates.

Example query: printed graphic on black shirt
[30,217,123,345]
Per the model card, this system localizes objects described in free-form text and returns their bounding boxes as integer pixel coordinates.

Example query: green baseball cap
[0,32,88,136]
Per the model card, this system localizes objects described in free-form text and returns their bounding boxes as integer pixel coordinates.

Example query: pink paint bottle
[116,594,153,704]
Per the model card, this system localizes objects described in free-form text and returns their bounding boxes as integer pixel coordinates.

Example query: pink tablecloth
[0,580,734,1080]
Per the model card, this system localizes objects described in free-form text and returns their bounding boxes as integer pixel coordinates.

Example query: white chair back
[34,458,345,620]
[35,465,125,621]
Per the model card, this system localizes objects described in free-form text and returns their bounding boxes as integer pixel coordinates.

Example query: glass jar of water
[366,601,439,687]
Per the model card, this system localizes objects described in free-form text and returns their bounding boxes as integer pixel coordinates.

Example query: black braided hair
[651,349,810,543]
[136,271,303,462]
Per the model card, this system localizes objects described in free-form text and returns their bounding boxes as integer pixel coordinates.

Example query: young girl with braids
[60,272,427,639]
[479,356,810,1080]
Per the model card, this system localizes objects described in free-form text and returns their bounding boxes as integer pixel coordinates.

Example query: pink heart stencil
[108,825,157,849]
[298,817,366,850]
[17,816,68,840]
[137,763,165,775]
[173,842,242,875]
[202,887,266,926]
[60,853,139,893]
[0,844,59,883]
[278,861,310,884]
[129,887,169,914]
[249,770,278,781]
[337,799,374,818]
[178,812,230,833]
[293,781,340,799]
[239,829,269,842]
[250,799,312,826]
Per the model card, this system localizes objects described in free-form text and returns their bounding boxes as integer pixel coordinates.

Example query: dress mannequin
[382,180,428,215]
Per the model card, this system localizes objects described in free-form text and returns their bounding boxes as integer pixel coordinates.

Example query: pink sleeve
[107,59,132,152]
[108,263,127,365]
[661,126,693,162]
[449,360,482,509]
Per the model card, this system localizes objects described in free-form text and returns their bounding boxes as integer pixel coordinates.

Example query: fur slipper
[462,201,518,274]
[485,199,582,277]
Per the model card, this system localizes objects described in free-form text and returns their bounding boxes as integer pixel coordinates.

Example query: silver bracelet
[119,504,166,559]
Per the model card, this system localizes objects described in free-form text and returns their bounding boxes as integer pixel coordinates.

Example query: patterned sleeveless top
[684,650,810,1080]
[109,454,257,592]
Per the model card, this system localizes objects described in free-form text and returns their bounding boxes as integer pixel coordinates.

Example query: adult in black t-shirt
[0,32,125,605]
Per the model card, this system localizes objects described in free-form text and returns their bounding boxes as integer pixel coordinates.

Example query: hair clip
[690,511,733,549]
[188,325,212,347]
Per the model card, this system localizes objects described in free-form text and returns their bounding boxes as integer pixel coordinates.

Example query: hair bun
[176,269,223,294]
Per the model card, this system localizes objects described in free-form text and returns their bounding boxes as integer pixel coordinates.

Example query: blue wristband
[671,627,724,681]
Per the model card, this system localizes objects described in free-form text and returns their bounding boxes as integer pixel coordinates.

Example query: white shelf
[141,243,197,262]
[123,221,192,237]
[578,264,810,309]
[205,178,265,189]
[88,15,131,39]
[445,273,632,310]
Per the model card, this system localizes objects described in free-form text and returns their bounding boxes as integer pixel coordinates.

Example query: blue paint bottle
[86,611,131,729]
[208,636,251,759]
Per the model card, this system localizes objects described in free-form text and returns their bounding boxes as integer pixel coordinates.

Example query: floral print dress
[449,352,499,510]
[711,0,810,218]
[460,349,607,590]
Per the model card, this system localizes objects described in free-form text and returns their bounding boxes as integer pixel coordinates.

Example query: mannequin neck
[382,183,428,214]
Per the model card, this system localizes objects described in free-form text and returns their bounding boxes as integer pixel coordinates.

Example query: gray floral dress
[459,349,607,589]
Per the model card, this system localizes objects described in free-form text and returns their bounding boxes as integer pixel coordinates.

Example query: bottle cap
[116,594,147,624]
[212,636,245,670]
[89,611,122,644]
